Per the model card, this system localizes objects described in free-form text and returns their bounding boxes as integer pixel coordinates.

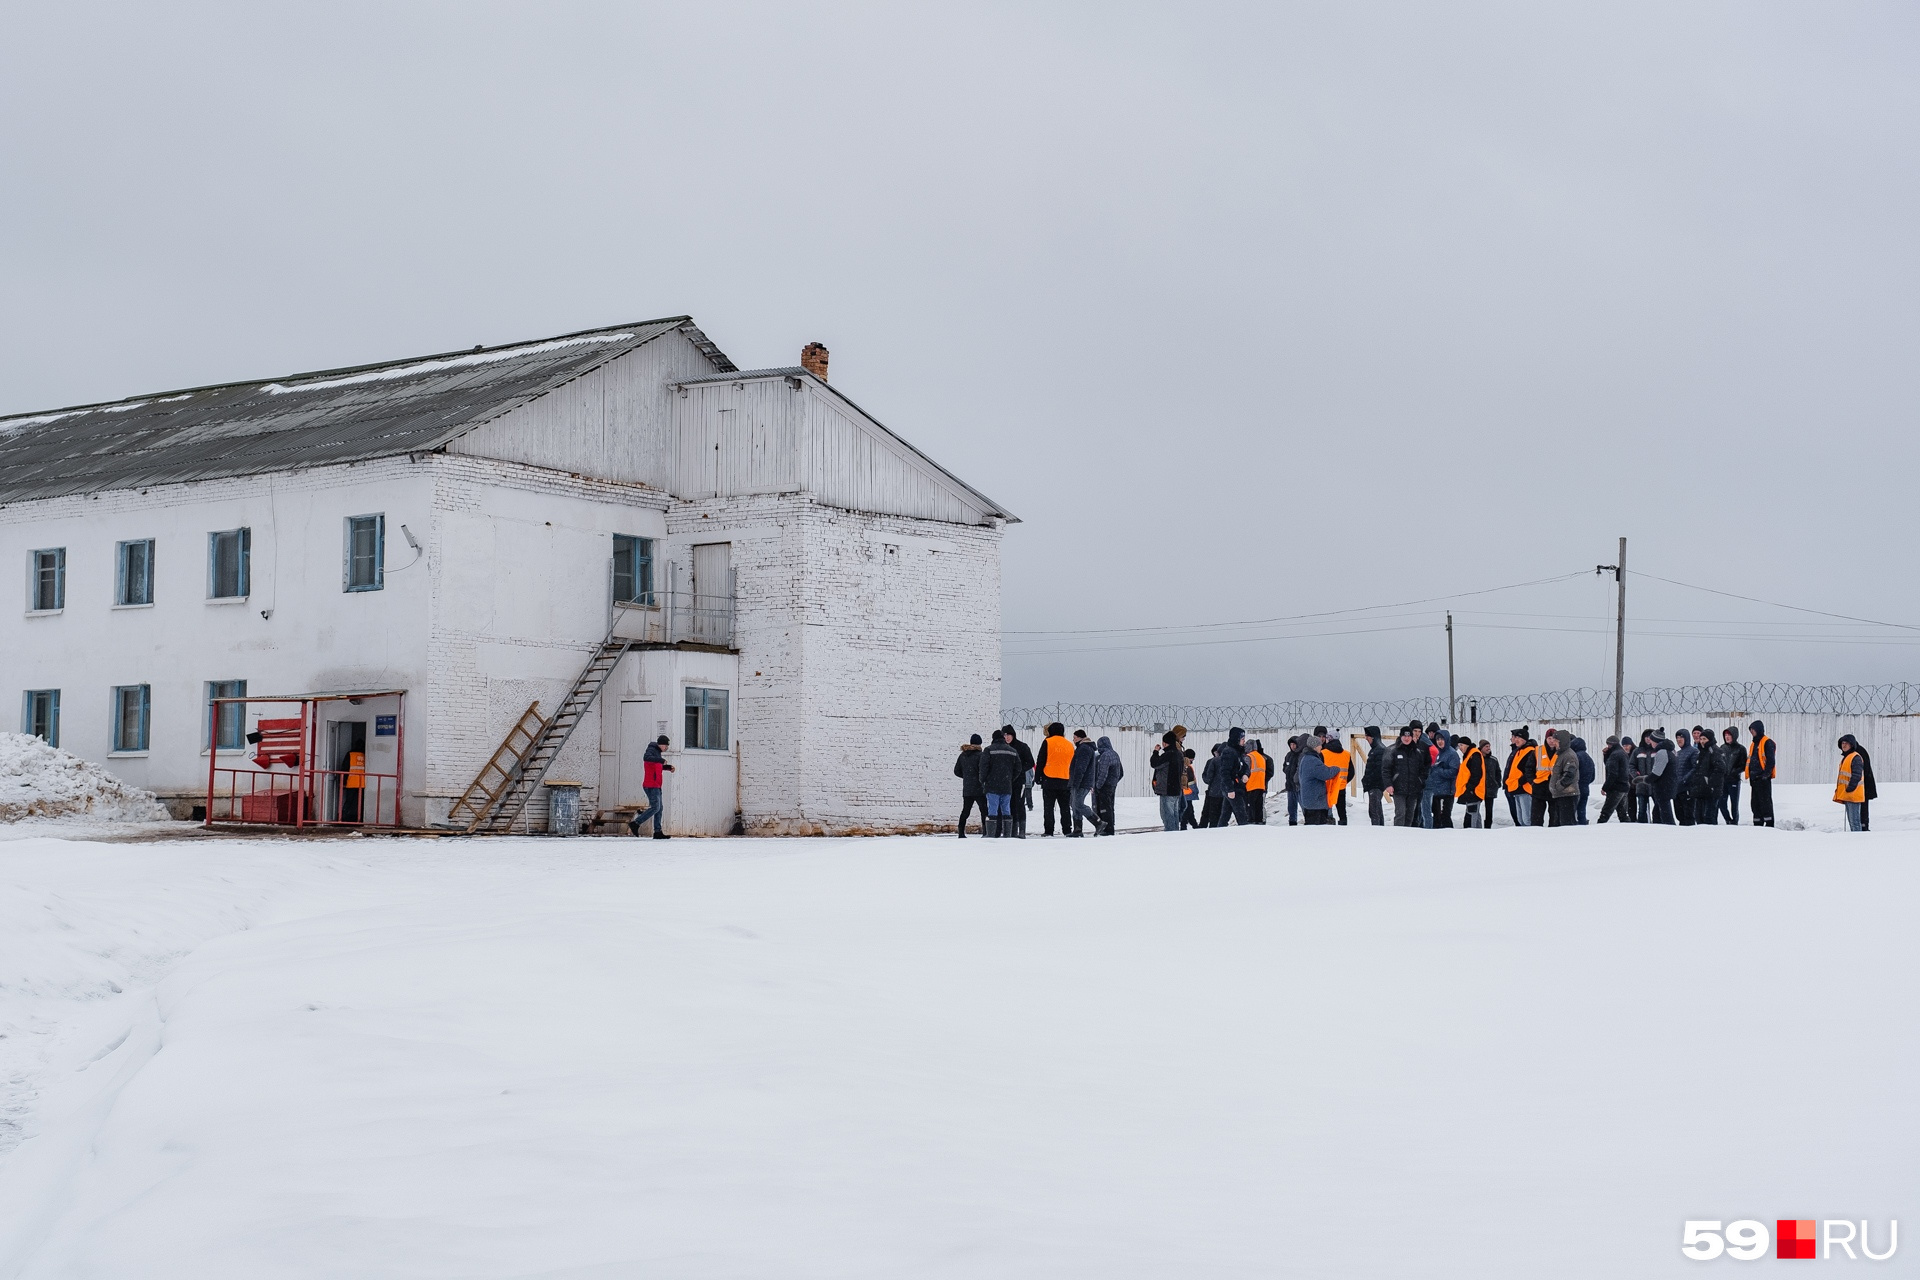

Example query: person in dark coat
[1360,726,1388,826]
[1181,749,1201,829]
[1215,727,1251,827]
[1091,735,1124,835]
[1383,725,1430,827]
[1717,727,1747,825]
[1649,730,1678,824]
[1002,725,1035,838]
[1150,731,1185,832]
[1596,736,1632,823]
[1423,731,1459,828]
[1068,729,1098,837]
[1746,720,1776,827]
[954,735,986,837]
[1685,727,1723,825]
[1199,744,1226,829]
[1281,736,1303,825]
[1572,737,1595,824]
[980,730,1025,837]
[1854,737,1879,830]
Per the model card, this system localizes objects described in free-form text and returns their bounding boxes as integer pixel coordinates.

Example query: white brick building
[0,319,1013,834]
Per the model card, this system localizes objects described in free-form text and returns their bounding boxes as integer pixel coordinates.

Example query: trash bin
[544,782,582,836]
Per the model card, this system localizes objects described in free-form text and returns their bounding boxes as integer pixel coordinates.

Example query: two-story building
[0,318,1013,834]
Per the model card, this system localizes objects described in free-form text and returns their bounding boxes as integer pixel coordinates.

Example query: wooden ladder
[461,638,634,834]
[444,701,547,831]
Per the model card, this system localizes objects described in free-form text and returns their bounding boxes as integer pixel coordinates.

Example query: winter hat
[1606,735,1620,747]
[1749,720,1765,735]
[991,729,1005,742]
[1228,726,1245,745]
[1313,725,1329,737]
[970,734,982,745]
[1512,725,1530,741]
[1364,725,1381,739]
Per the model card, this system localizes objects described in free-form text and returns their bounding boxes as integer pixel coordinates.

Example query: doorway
[328,719,368,822]
[616,700,656,808]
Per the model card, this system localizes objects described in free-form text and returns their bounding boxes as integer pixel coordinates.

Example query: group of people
[954,724,1126,837]
[958,716,1879,835]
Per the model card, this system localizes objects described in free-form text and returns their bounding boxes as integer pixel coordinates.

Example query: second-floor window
[29,548,65,611]
[117,539,155,606]
[344,514,384,591]
[613,534,654,605]
[208,528,250,599]
[111,684,150,753]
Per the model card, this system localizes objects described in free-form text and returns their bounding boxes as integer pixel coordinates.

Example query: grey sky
[5,3,1916,708]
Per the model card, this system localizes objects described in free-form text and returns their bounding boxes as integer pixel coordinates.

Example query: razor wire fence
[1003,682,1920,731]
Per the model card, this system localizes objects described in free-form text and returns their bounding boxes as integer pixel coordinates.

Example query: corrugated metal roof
[0,317,734,504]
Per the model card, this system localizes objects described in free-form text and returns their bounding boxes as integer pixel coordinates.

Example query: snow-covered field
[2,787,1914,1277]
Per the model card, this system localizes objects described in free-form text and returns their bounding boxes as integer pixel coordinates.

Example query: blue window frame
[22,689,60,746]
[208,679,247,749]
[344,514,384,592]
[29,548,65,611]
[111,684,150,753]
[613,534,654,606]
[208,528,250,599]
[684,686,729,751]
[116,538,155,606]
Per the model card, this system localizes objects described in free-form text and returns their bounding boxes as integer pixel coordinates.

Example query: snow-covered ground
[1,791,1914,1277]
[0,733,170,825]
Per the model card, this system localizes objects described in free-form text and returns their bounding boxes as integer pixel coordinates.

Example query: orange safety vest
[1505,745,1534,794]
[1834,751,1864,803]
[1455,746,1485,800]
[1323,746,1352,804]
[1748,735,1774,780]
[345,750,366,790]
[1535,743,1555,787]
[1246,750,1268,792]
[1040,735,1074,781]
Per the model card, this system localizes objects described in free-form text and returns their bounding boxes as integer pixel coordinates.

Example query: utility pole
[1595,538,1626,743]
[1445,611,1456,725]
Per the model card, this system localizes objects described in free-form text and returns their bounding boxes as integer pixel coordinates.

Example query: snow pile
[0,734,170,823]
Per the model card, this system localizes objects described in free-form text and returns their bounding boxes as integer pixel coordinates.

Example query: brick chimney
[800,342,829,381]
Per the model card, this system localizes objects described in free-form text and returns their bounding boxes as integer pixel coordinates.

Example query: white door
[690,542,731,646]
[616,700,655,806]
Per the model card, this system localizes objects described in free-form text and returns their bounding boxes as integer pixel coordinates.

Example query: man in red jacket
[628,734,676,839]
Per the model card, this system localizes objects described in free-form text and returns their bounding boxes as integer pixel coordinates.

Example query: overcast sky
[5,2,1917,709]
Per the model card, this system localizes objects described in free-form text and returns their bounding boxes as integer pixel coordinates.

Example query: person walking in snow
[1091,735,1123,835]
[1069,729,1099,837]
[627,734,676,839]
[1180,749,1201,829]
[1150,731,1185,832]
[1597,736,1632,823]
[954,734,986,837]
[1216,727,1252,827]
[1282,736,1303,826]
[1294,731,1339,825]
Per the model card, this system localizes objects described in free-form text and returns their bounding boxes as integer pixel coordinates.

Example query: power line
[1000,571,1591,636]
[1628,570,1920,632]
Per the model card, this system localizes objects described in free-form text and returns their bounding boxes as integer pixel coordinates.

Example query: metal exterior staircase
[450,637,634,834]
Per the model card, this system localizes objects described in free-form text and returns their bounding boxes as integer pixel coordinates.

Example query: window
[613,534,654,605]
[684,686,729,751]
[116,539,155,606]
[29,548,65,611]
[208,679,247,750]
[208,528,250,599]
[344,514,384,592]
[111,685,150,753]
[22,690,60,746]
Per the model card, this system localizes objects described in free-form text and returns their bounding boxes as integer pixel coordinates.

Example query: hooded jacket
[1294,737,1338,810]
[1425,741,1460,795]
[1069,737,1097,788]
[1686,736,1724,800]
[1548,734,1581,798]
[954,744,985,797]
[1092,737,1124,790]
[1282,743,1302,790]
[1603,742,1631,793]
[1747,721,1775,780]
[1573,739,1595,789]
[1218,728,1250,793]
[1386,736,1431,795]
[1150,742,1184,796]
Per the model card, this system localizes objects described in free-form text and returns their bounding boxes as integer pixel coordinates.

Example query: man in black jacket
[1215,727,1252,827]
[1150,732,1185,832]
[1383,725,1430,827]
[1002,725,1035,838]
[1068,729,1098,837]
[954,735,986,837]
[980,730,1025,838]
[1746,720,1776,827]
[1596,736,1632,823]
[1686,727,1723,825]
[1360,726,1388,826]
[1717,727,1747,825]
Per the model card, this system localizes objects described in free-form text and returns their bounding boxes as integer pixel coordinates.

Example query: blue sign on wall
[375,715,397,736]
